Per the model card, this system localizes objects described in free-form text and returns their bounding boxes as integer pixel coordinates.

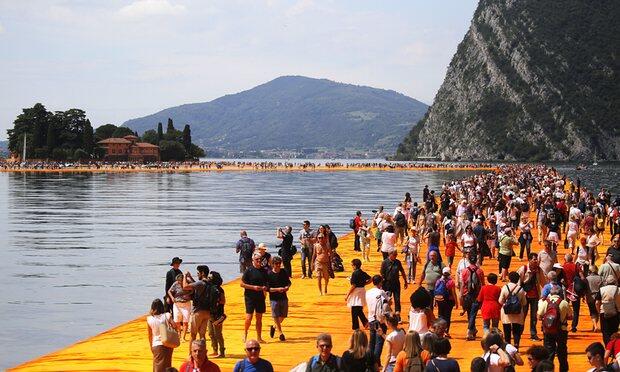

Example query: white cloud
[286,0,317,17]
[117,0,186,20]
[0,22,4,33]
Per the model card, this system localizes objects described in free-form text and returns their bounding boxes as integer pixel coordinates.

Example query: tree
[189,143,205,158]
[74,148,89,160]
[54,109,89,150]
[7,103,52,157]
[82,119,94,154]
[111,126,135,138]
[94,124,118,141]
[157,122,163,143]
[141,129,159,145]
[182,124,192,153]
[166,118,175,134]
[159,140,187,161]
[46,120,57,151]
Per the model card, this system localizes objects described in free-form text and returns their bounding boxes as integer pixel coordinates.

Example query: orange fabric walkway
[11,223,606,371]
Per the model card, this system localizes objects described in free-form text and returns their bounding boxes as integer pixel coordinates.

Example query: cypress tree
[82,119,94,154]
[166,118,174,134]
[182,124,192,153]
[157,122,163,143]
[46,120,57,152]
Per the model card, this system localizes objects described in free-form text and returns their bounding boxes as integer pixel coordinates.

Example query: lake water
[1,162,618,369]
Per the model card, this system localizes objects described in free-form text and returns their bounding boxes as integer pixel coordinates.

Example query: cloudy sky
[0,0,478,139]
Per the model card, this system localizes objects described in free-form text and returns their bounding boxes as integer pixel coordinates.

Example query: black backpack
[194,281,220,315]
[240,239,254,262]
[503,285,522,314]
[349,218,356,229]
[573,275,588,297]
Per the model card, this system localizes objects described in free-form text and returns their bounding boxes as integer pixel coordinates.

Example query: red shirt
[445,241,457,257]
[460,265,485,296]
[477,284,502,320]
[179,359,221,372]
[562,262,577,288]
[354,216,362,232]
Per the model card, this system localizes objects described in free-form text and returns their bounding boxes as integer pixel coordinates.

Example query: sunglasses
[246,347,261,352]
[318,344,332,349]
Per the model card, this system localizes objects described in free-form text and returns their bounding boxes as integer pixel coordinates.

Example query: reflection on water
[0,164,617,368]
[0,169,474,368]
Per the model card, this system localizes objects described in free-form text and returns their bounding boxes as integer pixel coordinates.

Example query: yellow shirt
[536,295,570,331]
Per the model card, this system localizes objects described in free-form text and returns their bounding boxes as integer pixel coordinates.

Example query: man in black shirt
[267,256,291,341]
[607,234,620,265]
[241,252,269,343]
[276,226,294,278]
[380,250,408,314]
[165,257,182,312]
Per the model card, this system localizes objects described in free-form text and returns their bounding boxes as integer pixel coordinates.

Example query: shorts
[498,253,512,270]
[189,310,210,335]
[245,296,266,314]
[270,299,289,318]
[173,301,191,323]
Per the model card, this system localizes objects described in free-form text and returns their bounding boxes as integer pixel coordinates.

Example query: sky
[0,0,479,140]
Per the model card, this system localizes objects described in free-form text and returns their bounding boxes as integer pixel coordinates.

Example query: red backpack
[542,298,562,334]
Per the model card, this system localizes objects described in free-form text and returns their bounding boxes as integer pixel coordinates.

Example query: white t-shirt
[147,313,171,347]
[366,287,388,322]
[482,343,518,372]
[408,308,428,335]
[385,329,406,363]
[381,232,396,253]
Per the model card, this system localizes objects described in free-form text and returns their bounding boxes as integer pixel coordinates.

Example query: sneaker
[279,333,286,341]
[301,274,306,279]
[531,335,541,341]
[270,325,276,338]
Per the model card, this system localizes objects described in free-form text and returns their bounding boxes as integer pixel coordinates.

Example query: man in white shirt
[366,275,388,361]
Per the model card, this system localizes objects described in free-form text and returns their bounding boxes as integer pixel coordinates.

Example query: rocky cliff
[396,0,619,161]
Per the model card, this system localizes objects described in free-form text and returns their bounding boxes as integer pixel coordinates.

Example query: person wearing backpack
[460,253,485,341]
[536,286,570,372]
[434,267,458,338]
[393,330,429,372]
[498,271,527,348]
[236,231,256,274]
[182,265,214,343]
[597,275,620,345]
[306,333,343,372]
[366,275,390,361]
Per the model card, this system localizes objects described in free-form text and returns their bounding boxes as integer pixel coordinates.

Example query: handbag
[159,314,180,348]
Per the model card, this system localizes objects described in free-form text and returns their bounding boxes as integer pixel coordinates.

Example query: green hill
[123,76,427,156]
[396,0,619,161]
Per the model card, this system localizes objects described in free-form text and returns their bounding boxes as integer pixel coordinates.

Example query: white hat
[442,267,451,275]
[257,243,267,251]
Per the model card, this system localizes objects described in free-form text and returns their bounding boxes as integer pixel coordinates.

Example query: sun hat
[170,257,182,266]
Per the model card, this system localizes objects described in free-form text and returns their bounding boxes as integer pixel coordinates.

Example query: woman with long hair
[341,329,377,371]
[394,330,429,372]
[146,298,174,372]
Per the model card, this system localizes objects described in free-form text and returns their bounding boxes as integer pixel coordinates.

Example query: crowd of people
[144,164,620,371]
[0,159,494,172]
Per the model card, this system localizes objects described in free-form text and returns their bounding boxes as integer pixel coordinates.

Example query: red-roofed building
[97,135,160,162]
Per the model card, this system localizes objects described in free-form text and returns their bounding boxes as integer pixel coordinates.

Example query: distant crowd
[0,159,494,171]
[144,164,619,372]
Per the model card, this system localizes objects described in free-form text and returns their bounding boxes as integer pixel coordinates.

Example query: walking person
[206,271,226,358]
[537,285,570,372]
[461,253,485,340]
[381,250,409,316]
[498,228,518,282]
[383,313,406,372]
[345,259,371,330]
[236,231,256,274]
[518,253,546,341]
[313,231,333,295]
[499,271,527,348]
[241,253,269,343]
[182,265,213,342]
[267,256,291,342]
[406,227,421,283]
[353,211,363,252]
[381,225,397,260]
[366,275,389,361]
[477,273,501,334]
[147,299,174,372]
[598,275,620,345]
[518,216,534,260]
[167,273,192,341]
[420,250,445,307]
[434,267,458,338]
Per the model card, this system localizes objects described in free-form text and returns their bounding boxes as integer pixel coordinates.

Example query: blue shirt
[541,282,565,299]
[233,358,274,372]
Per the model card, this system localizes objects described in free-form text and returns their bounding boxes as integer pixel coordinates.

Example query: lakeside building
[97,135,160,162]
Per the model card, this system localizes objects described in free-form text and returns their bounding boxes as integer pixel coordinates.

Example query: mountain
[123,76,427,156]
[0,140,8,157]
[395,0,619,161]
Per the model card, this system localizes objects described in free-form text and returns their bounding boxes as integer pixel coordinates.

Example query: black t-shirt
[350,269,371,287]
[341,350,374,372]
[381,258,403,286]
[267,269,291,301]
[279,233,294,259]
[165,268,182,294]
[242,267,268,301]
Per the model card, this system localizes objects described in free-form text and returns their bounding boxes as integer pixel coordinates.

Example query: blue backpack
[434,278,450,302]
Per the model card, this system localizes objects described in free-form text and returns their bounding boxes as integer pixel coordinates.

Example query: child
[445,233,458,267]
[358,219,371,262]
